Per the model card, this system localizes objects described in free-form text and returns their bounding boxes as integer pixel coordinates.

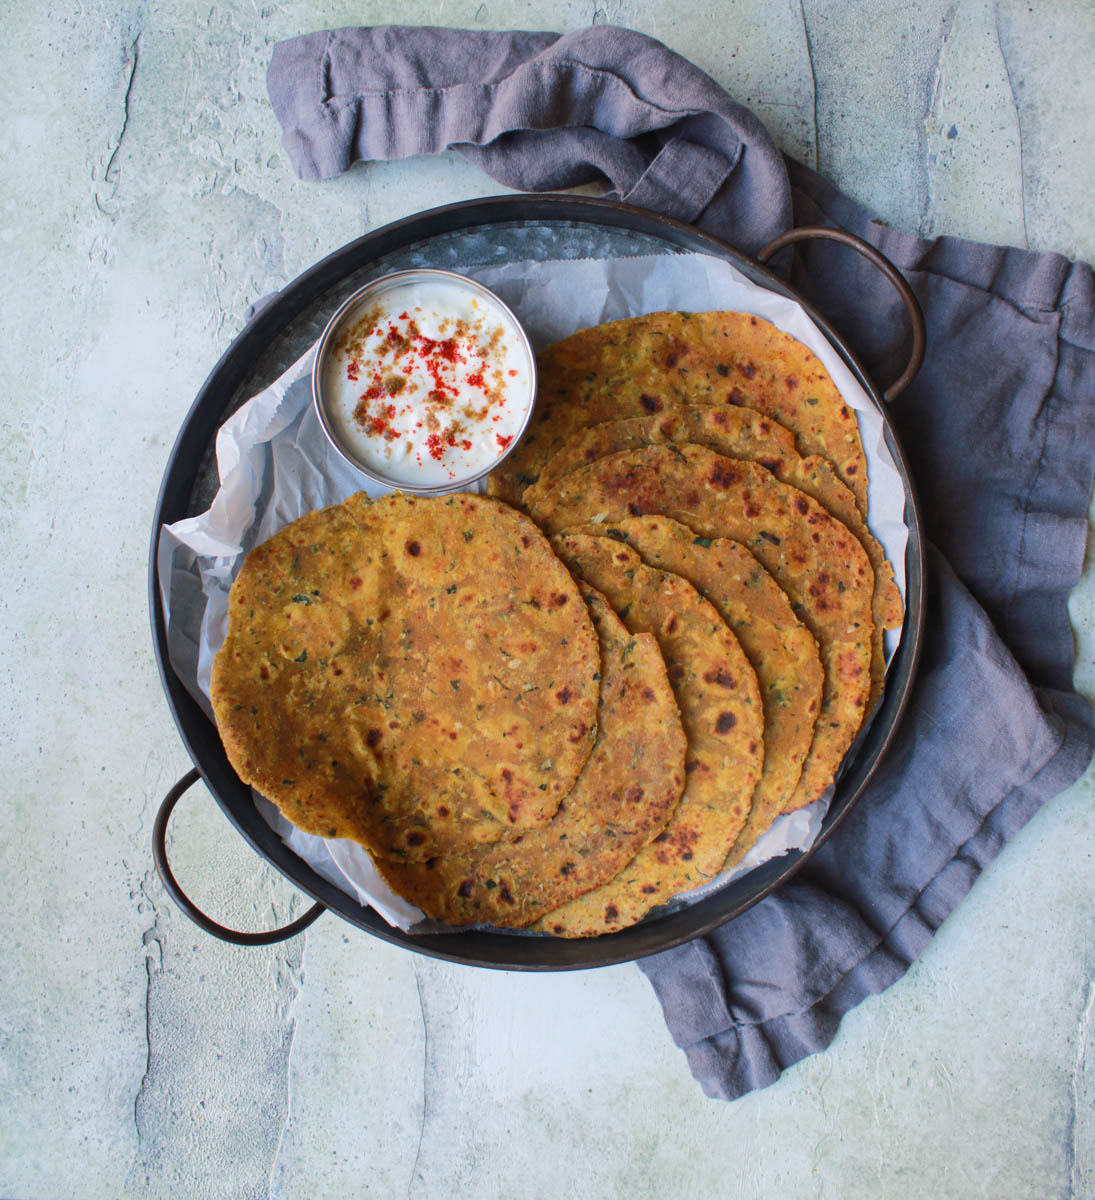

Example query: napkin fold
[267,24,1095,1099]
[267,25,790,254]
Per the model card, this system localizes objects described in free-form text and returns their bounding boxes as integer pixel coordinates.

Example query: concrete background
[2,2,1094,1197]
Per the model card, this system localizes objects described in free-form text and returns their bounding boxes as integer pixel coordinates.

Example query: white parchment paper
[158,252,908,932]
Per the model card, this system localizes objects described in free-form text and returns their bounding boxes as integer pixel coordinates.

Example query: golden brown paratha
[372,585,686,927]
[524,445,874,813]
[489,310,869,514]
[532,533,764,937]
[211,492,600,861]
[536,404,800,486]
[579,517,823,866]
[531,405,901,710]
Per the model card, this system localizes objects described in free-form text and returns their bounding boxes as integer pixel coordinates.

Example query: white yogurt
[320,276,534,488]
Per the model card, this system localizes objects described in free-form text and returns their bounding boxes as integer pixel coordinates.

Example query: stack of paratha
[211,310,903,938]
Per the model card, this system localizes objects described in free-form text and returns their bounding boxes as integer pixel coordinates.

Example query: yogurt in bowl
[313,270,536,493]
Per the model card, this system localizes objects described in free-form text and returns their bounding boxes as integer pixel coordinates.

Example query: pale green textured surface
[1,3,1093,1198]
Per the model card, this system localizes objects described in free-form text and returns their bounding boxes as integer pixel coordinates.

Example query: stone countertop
[3,3,1093,1197]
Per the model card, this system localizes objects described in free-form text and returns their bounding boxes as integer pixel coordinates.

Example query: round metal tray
[149,194,926,970]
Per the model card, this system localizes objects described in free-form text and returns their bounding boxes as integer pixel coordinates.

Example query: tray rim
[148,192,926,970]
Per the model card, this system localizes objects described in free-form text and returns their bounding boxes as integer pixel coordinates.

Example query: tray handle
[755,226,926,402]
[153,768,326,946]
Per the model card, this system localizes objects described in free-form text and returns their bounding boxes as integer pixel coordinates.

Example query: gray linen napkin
[267,25,1095,1100]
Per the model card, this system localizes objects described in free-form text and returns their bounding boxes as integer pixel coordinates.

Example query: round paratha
[211,492,600,861]
[529,404,901,711]
[578,516,823,866]
[534,533,764,937]
[372,585,687,927]
[524,445,874,813]
[489,310,869,514]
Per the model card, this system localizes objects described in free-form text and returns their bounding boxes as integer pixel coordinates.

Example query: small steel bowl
[312,268,537,495]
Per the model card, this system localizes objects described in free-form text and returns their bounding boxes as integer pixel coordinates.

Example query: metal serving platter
[149,193,925,970]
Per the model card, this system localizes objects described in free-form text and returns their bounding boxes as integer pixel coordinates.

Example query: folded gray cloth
[268,24,1095,1100]
[268,25,790,254]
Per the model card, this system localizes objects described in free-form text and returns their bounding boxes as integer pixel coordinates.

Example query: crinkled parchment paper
[158,252,908,932]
